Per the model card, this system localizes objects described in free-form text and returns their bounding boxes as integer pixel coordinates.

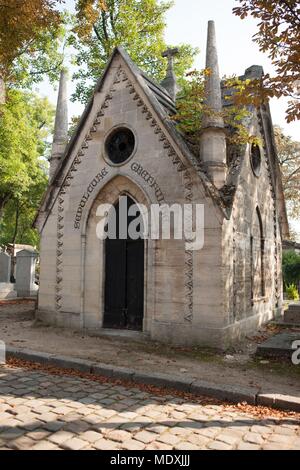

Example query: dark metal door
[103,197,144,330]
[126,239,144,330]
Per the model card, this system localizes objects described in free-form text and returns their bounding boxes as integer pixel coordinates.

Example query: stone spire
[49,69,68,180]
[200,21,227,189]
[161,48,180,101]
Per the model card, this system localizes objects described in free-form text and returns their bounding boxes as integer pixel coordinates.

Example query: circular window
[250,144,262,177]
[105,127,135,165]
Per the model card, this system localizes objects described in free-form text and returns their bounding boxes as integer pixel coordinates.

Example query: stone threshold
[90,328,150,341]
[4,346,300,413]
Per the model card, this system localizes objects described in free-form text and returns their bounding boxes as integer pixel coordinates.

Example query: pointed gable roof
[34,47,288,239]
[34,47,226,231]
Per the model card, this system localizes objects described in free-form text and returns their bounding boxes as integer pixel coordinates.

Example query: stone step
[256,332,300,359]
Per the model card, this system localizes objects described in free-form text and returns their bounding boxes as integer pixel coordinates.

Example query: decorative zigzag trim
[122,67,194,323]
[55,65,194,323]
[55,68,121,311]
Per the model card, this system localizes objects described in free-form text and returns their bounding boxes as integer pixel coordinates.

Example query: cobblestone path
[0,365,299,450]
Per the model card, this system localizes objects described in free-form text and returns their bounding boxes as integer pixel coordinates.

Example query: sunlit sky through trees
[36,0,299,236]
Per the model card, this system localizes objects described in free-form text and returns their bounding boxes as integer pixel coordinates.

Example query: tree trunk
[11,200,20,246]
[0,195,9,223]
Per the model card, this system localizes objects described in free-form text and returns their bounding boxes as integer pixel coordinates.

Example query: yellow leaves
[75,0,108,39]
[0,0,61,78]
[223,75,267,109]
[233,0,300,122]
[174,69,259,147]
[274,125,300,218]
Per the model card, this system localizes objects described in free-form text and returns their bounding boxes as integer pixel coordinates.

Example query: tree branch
[280,0,300,24]
[93,24,102,42]
[101,11,109,42]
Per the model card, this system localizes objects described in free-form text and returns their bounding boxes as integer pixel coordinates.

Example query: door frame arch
[81,174,155,333]
[103,194,145,330]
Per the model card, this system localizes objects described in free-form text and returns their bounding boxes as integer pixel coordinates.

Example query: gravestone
[16,249,38,297]
[284,303,300,325]
[256,332,300,359]
[0,252,11,283]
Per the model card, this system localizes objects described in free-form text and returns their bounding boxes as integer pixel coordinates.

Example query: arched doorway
[103,195,144,330]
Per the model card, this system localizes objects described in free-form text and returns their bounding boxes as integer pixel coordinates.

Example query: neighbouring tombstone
[284,302,300,325]
[0,252,11,283]
[0,283,17,300]
[16,249,38,298]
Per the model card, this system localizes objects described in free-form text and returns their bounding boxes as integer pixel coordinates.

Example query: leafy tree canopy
[0,1,64,81]
[274,125,300,219]
[0,169,47,248]
[0,1,108,88]
[172,70,260,153]
[0,89,54,245]
[282,250,300,289]
[70,0,198,103]
[233,0,300,123]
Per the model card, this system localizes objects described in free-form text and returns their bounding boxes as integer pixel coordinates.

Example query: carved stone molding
[55,67,123,312]
[122,67,194,323]
[257,111,279,303]
[55,64,194,322]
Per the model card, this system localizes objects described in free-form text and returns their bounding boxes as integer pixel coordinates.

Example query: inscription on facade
[130,162,165,203]
[74,168,109,229]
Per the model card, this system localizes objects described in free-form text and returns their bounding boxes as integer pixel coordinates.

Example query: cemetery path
[0,301,300,400]
[0,363,299,450]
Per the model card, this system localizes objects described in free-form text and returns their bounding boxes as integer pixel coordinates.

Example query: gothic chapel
[34,21,289,348]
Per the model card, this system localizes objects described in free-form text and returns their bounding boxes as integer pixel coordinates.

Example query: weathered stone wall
[37,54,227,347]
[222,113,282,344]
[37,53,283,348]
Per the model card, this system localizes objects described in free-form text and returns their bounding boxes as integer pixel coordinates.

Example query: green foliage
[8,23,67,88]
[173,70,206,136]
[0,183,45,248]
[274,126,300,219]
[0,88,53,246]
[223,75,265,110]
[233,1,300,123]
[282,250,300,290]
[173,70,261,149]
[0,0,63,81]
[286,284,299,301]
[70,0,198,103]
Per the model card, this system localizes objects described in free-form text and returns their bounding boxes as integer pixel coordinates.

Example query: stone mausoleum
[34,22,289,348]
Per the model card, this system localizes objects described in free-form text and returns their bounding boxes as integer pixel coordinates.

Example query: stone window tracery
[250,143,262,177]
[251,207,265,300]
[105,127,135,165]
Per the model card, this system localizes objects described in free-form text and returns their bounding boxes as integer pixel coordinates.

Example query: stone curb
[257,393,300,412]
[5,346,300,412]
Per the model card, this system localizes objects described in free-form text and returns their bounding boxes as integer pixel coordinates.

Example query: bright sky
[36,0,299,141]
[36,0,299,236]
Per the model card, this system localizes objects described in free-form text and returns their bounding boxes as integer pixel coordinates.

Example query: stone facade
[35,36,288,348]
